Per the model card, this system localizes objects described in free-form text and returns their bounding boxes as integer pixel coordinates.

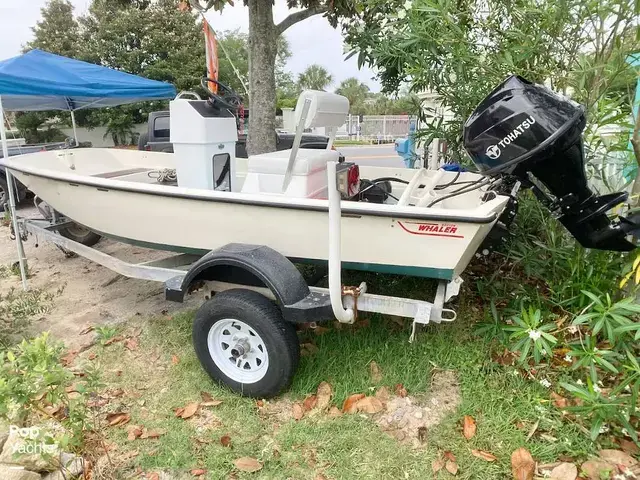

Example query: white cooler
[241,148,339,198]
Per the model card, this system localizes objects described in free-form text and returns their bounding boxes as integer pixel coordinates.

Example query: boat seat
[241,148,339,198]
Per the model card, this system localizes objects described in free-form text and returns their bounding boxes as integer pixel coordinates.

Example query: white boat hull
[4,148,509,280]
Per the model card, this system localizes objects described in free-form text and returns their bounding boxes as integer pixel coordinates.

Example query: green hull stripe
[98,232,454,281]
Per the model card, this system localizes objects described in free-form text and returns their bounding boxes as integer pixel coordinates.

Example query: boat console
[169,78,241,192]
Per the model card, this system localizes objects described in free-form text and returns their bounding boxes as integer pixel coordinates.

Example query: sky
[0,0,381,92]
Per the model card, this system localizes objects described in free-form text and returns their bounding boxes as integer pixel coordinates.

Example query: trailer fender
[165,243,333,324]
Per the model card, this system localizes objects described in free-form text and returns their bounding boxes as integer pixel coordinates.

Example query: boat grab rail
[327,160,355,323]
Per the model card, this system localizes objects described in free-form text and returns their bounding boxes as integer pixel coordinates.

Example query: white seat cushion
[247,148,338,175]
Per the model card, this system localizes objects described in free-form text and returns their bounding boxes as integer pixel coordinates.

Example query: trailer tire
[58,223,102,246]
[0,176,8,212]
[193,289,300,398]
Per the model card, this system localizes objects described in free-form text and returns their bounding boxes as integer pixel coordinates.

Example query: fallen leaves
[445,459,458,475]
[327,406,342,418]
[127,425,166,441]
[300,343,319,356]
[127,425,142,440]
[234,457,263,473]
[597,449,637,468]
[175,402,199,419]
[292,403,304,421]
[140,428,166,439]
[79,325,94,335]
[171,355,180,365]
[462,415,476,440]
[511,448,535,480]
[374,386,390,404]
[198,391,223,407]
[550,392,569,409]
[471,449,497,462]
[394,383,408,398]
[342,393,366,414]
[104,335,124,346]
[571,448,640,480]
[124,337,139,351]
[190,468,207,476]
[316,381,332,410]
[432,457,445,473]
[61,350,78,367]
[303,394,318,411]
[369,361,382,383]
[353,396,384,414]
[580,459,612,480]
[220,435,232,447]
[548,462,577,480]
[106,412,131,427]
[619,438,640,456]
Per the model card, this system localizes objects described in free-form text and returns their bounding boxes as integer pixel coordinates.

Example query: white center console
[169,100,238,191]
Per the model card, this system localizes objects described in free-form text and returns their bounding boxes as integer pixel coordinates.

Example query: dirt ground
[0,204,201,348]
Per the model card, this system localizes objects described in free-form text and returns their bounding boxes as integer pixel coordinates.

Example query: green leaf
[581,291,604,308]
[590,416,604,441]
[596,357,619,374]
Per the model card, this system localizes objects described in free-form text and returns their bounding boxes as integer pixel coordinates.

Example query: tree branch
[630,107,640,205]
[276,6,327,35]
[631,107,640,169]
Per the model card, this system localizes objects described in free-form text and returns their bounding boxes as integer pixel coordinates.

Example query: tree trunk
[247,0,277,156]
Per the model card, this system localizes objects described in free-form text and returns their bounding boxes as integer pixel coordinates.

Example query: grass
[88,279,597,479]
[0,285,62,346]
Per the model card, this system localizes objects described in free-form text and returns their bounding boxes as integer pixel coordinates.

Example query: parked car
[138,110,330,157]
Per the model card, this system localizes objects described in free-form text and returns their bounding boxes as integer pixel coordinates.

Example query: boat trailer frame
[16,216,460,342]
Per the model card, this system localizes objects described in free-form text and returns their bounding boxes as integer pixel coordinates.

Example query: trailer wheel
[58,223,102,246]
[193,289,300,398]
[0,176,8,212]
[0,177,27,211]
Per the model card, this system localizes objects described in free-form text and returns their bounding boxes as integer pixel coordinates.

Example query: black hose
[358,180,400,201]
[434,171,461,190]
[426,177,492,208]
[367,172,471,191]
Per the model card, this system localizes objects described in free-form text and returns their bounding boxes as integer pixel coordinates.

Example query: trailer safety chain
[342,285,363,321]
[9,220,28,242]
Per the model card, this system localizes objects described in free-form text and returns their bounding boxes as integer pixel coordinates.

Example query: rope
[148,168,177,183]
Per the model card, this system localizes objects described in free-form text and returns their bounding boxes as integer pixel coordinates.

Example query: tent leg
[0,96,28,290]
[70,110,79,146]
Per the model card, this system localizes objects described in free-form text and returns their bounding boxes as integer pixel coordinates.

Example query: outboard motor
[463,75,639,252]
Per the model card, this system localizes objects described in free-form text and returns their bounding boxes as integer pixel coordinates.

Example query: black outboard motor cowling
[463,75,639,252]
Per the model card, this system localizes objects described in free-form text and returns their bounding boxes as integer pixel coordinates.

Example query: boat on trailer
[2,76,637,397]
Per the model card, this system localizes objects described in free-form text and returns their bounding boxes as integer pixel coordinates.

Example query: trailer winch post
[0,96,28,290]
[327,160,355,323]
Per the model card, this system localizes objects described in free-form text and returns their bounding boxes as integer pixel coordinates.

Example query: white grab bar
[327,160,355,323]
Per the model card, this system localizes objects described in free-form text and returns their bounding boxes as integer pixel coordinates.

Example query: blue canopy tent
[0,49,176,144]
[0,49,176,288]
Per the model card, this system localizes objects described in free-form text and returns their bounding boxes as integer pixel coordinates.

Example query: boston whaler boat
[2,76,638,396]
